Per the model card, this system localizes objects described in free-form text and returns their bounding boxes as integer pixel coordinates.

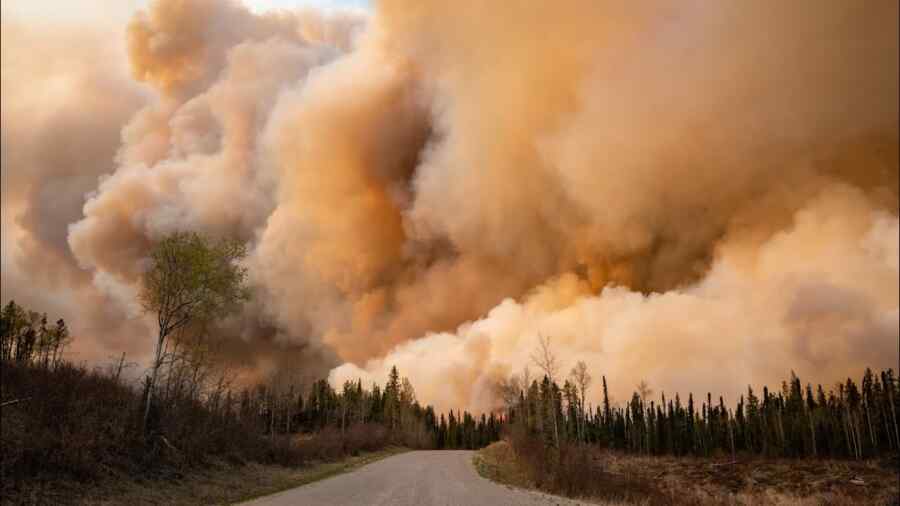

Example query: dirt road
[238,450,589,506]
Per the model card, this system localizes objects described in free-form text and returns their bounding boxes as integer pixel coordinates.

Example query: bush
[2,361,141,488]
[506,424,610,498]
[344,423,389,454]
[0,360,312,501]
[1,358,433,504]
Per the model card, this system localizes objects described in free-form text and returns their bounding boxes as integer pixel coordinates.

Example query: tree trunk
[728,412,735,461]
[775,410,785,456]
[881,404,893,450]
[286,398,292,434]
[854,413,863,459]
[163,339,178,403]
[865,402,876,452]
[114,352,126,383]
[842,409,853,458]
[551,402,560,448]
[580,393,586,442]
[808,412,817,457]
[888,386,899,453]
[270,394,276,441]
[846,408,861,459]
[143,328,166,436]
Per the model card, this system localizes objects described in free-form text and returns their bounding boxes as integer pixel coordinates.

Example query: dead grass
[3,446,407,506]
[474,441,653,505]
[476,441,900,506]
[473,439,533,489]
[604,451,899,505]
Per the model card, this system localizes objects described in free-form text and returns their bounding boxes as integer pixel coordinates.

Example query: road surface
[239,450,589,506]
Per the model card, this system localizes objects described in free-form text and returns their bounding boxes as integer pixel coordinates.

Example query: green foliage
[140,231,251,335]
[139,232,251,433]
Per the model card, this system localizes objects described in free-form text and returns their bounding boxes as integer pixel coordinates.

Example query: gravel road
[238,450,590,506]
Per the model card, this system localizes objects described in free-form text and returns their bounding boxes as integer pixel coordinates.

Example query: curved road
[239,450,589,506]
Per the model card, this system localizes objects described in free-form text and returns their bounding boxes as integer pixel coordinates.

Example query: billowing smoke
[324,0,898,409]
[1,8,150,362]
[3,0,364,375]
[332,185,899,412]
[2,0,897,408]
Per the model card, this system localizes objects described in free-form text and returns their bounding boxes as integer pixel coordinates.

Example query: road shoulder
[75,446,409,506]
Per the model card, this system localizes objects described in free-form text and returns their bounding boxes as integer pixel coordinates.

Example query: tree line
[1,296,499,502]
[8,282,895,462]
[1,297,500,454]
[220,365,501,450]
[499,337,900,460]
[0,300,70,367]
[6,228,896,466]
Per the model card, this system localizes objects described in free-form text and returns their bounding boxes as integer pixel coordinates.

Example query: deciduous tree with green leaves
[139,231,250,434]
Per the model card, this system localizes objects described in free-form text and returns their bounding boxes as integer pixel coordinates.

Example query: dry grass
[603,451,899,505]
[473,439,533,488]
[4,446,407,506]
[476,441,900,506]
[474,441,651,505]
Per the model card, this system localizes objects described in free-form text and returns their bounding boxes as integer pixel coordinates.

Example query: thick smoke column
[1,0,897,407]
[3,0,365,375]
[333,186,899,412]
[1,8,149,361]
[327,0,898,409]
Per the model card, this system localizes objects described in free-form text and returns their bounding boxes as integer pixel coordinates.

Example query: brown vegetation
[484,342,900,505]
[0,359,402,505]
[476,440,900,505]
[0,296,499,505]
[11,448,405,506]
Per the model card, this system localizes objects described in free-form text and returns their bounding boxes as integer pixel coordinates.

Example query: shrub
[0,360,311,500]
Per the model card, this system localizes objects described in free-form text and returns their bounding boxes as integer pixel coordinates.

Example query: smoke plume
[2,0,897,408]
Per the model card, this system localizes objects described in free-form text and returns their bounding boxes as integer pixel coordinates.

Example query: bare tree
[569,361,592,442]
[102,352,137,383]
[637,379,653,404]
[531,334,559,381]
[139,231,250,435]
[50,319,70,368]
[521,365,532,391]
[531,334,560,447]
[496,373,523,416]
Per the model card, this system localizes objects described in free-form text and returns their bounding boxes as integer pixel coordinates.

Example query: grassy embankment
[1,359,406,505]
[74,446,407,506]
[474,440,900,505]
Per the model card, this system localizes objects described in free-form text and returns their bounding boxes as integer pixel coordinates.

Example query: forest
[1,234,897,503]
[501,361,900,460]
[3,296,899,504]
[0,299,500,504]
[483,336,900,501]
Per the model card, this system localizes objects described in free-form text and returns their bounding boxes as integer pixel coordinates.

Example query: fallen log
[158,434,181,453]
[1,397,31,408]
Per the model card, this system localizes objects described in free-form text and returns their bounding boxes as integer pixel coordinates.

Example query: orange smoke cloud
[1,0,897,407]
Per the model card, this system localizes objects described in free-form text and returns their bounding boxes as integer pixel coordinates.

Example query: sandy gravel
[238,450,590,506]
